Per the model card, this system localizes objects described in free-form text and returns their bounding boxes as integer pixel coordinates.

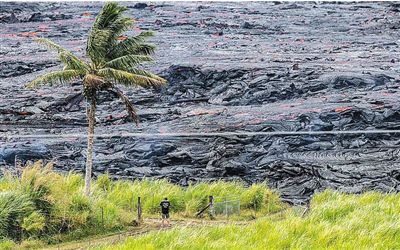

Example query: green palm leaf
[108,31,155,59]
[92,2,127,30]
[87,29,113,67]
[27,70,84,88]
[87,2,133,67]
[35,38,89,72]
[125,68,167,83]
[98,68,167,88]
[108,17,133,37]
[105,55,153,70]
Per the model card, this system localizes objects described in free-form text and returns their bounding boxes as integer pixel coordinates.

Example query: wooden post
[238,199,240,216]
[101,207,104,227]
[225,197,228,218]
[137,196,142,222]
[196,195,214,218]
[15,155,22,176]
[209,195,214,217]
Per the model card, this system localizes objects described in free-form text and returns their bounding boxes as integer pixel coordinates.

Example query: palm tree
[27,2,167,196]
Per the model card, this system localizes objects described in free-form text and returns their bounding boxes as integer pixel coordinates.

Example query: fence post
[15,155,22,176]
[225,197,228,218]
[209,195,214,217]
[137,196,142,222]
[101,206,104,228]
[238,199,240,216]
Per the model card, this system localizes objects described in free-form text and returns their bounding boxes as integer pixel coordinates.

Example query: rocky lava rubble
[1,2,400,204]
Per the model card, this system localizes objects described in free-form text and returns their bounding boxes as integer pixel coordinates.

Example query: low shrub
[0,239,15,250]
[21,211,46,236]
[0,192,35,240]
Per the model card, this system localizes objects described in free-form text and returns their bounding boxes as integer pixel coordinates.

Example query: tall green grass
[0,161,281,246]
[96,190,400,250]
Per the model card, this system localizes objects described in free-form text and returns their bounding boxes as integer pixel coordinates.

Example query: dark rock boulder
[132,3,148,9]
[0,13,19,23]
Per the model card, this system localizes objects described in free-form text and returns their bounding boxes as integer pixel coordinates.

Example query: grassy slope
[96,190,400,250]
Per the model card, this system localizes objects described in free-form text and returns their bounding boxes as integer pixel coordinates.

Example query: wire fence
[213,196,240,217]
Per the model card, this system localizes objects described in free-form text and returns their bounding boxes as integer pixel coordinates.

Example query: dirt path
[40,218,253,250]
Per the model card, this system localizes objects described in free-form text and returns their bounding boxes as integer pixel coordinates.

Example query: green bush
[21,211,45,236]
[0,239,15,250]
[18,163,54,217]
[96,174,112,192]
[0,192,35,240]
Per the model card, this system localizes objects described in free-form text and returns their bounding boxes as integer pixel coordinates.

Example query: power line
[2,129,400,139]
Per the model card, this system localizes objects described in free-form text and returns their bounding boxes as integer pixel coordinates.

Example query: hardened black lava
[1,2,400,204]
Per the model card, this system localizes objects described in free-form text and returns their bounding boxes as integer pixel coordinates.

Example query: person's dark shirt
[160,200,170,214]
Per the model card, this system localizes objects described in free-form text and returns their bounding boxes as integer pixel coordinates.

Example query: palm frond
[125,68,167,83]
[86,29,113,66]
[108,87,138,125]
[92,2,128,30]
[108,17,133,37]
[27,70,84,88]
[110,43,157,60]
[105,17,133,53]
[87,2,132,67]
[105,55,153,70]
[129,44,156,55]
[98,68,167,88]
[108,31,155,59]
[59,52,89,72]
[35,38,89,72]
[35,38,69,53]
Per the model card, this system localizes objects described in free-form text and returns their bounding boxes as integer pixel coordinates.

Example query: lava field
[1,2,400,203]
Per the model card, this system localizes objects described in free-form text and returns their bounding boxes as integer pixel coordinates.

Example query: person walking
[160,197,171,227]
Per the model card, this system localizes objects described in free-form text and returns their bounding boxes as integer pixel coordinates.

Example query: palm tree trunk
[84,99,96,196]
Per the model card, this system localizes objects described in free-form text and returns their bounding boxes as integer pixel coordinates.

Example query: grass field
[94,190,400,250]
[2,161,399,250]
[0,161,282,249]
